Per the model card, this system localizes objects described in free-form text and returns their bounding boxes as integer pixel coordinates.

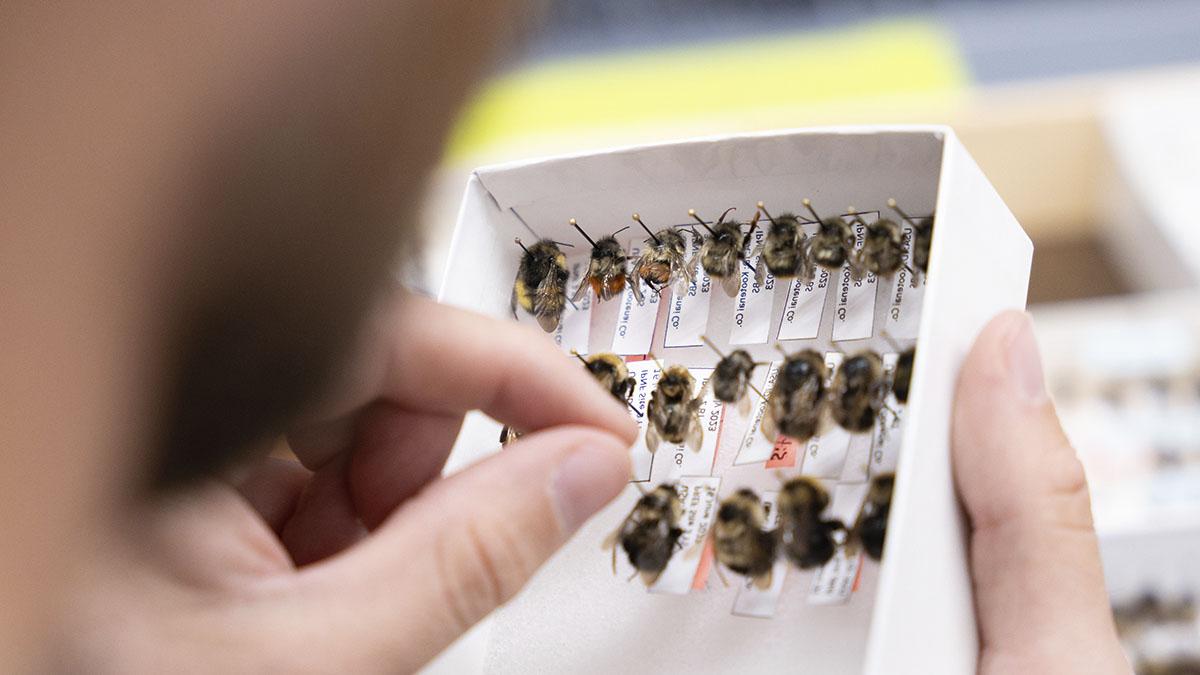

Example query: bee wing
[848,250,867,283]
[754,255,767,288]
[570,277,590,304]
[754,568,774,591]
[509,285,519,319]
[800,236,816,283]
[535,312,560,333]
[639,570,664,587]
[737,390,752,417]
[646,423,662,454]
[685,418,704,453]
[628,274,644,305]
[720,272,740,298]
[761,400,779,443]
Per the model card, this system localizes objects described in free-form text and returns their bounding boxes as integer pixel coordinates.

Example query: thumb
[952,310,1128,674]
[296,425,630,673]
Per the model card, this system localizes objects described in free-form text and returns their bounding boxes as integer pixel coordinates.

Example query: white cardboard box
[434,126,1032,674]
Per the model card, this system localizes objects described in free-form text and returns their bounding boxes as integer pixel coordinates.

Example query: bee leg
[713,563,730,588]
[646,424,662,454]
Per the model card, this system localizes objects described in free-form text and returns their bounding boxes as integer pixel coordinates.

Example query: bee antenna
[553,240,576,248]
[699,335,727,359]
[802,198,822,223]
[632,213,662,245]
[688,209,718,236]
[569,218,597,247]
[774,342,790,358]
[514,237,530,253]
[887,198,915,224]
[756,201,775,225]
[611,225,631,237]
[717,207,737,224]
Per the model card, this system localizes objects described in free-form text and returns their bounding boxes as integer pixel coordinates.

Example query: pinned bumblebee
[711,488,778,590]
[829,350,891,434]
[700,335,763,416]
[752,201,812,286]
[571,350,637,407]
[570,219,637,304]
[604,483,685,586]
[691,207,758,297]
[631,213,695,297]
[511,237,570,333]
[763,345,830,444]
[846,206,906,279]
[801,199,857,275]
[848,472,894,561]
[777,476,847,570]
[645,360,705,454]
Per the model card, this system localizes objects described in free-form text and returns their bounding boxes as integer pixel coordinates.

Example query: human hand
[61,292,636,673]
[953,310,1129,673]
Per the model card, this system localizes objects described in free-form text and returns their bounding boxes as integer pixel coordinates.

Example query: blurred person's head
[0,1,527,667]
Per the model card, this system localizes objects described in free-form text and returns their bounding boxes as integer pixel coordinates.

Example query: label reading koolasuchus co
[734,362,781,465]
[731,491,789,618]
[832,215,878,342]
[729,226,776,345]
[659,368,722,480]
[612,243,661,355]
[883,223,926,340]
[663,230,713,348]
[649,476,721,595]
[777,267,831,341]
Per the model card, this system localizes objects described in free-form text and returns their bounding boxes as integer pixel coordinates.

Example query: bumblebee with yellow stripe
[511,237,569,333]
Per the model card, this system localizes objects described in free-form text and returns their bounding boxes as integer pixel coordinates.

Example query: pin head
[887,198,897,208]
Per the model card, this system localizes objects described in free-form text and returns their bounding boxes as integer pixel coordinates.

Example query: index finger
[382,293,639,444]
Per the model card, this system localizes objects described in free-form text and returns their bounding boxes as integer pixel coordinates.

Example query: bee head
[782,477,829,513]
[725,350,755,373]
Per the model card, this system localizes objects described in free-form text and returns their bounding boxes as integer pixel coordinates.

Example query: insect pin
[762,344,830,444]
[802,199,856,275]
[511,237,570,333]
[604,483,685,586]
[752,201,811,286]
[847,206,905,279]
[645,358,704,454]
[829,350,890,434]
[848,472,893,561]
[691,207,757,297]
[700,335,764,417]
[631,213,695,296]
[887,198,934,287]
[711,488,778,590]
[776,476,847,569]
[570,219,637,304]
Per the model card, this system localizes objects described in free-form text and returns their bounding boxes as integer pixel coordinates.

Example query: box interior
[439,129,964,673]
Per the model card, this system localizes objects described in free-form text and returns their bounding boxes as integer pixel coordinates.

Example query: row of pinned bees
[503,340,912,589]
[512,198,935,332]
[611,474,892,589]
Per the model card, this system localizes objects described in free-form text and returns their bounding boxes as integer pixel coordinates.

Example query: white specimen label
[626,360,662,482]
[663,230,713,348]
[883,223,926,340]
[801,353,850,479]
[729,227,775,345]
[650,476,721,595]
[832,217,878,342]
[612,243,661,355]
[552,254,593,353]
[733,362,781,465]
[732,491,789,617]
[777,267,831,341]
[660,368,722,480]
[870,352,903,476]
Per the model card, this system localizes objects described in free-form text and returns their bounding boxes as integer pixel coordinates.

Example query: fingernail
[1006,312,1046,403]
[551,443,629,534]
